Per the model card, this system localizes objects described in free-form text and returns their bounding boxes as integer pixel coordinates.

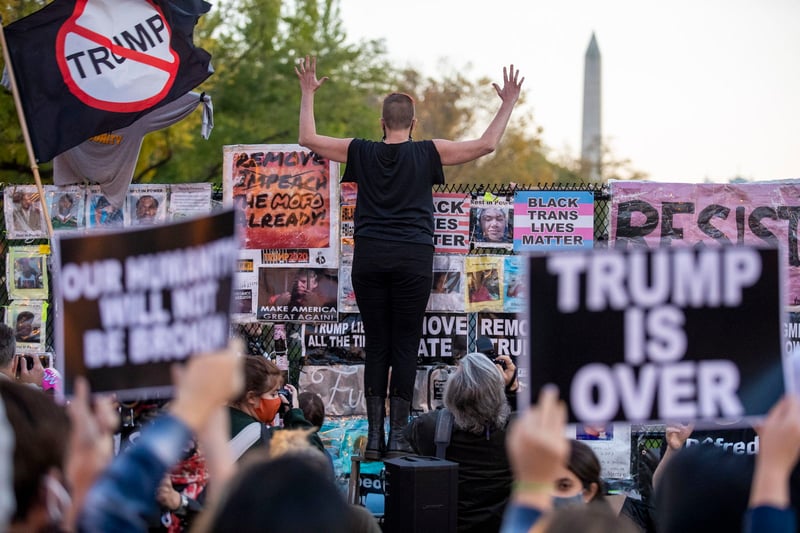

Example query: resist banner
[54,210,238,399]
[524,246,785,425]
[611,181,800,305]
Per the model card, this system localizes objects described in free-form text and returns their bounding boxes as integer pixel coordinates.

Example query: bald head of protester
[381,92,415,132]
[0,381,70,530]
[445,352,510,434]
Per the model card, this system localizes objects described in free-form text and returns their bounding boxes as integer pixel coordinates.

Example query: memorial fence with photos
[0,181,611,381]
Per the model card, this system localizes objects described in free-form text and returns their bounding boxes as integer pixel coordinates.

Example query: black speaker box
[383,455,458,533]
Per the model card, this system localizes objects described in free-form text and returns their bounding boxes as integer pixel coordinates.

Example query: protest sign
[433,193,470,253]
[513,190,594,251]
[471,193,513,250]
[611,181,800,305]
[428,254,465,312]
[340,182,357,256]
[4,185,48,239]
[46,185,85,231]
[54,210,238,399]
[7,246,49,301]
[523,246,786,425]
[475,312,528,359]
[257,267,339,322]
[418,313,469,362]
[223,144,339,266]
[303,314,366,364]
[168,183,212,220]
[503,256,525,313]
[7,300,46,354]
[232,250,259,319]
[466,255,504,312]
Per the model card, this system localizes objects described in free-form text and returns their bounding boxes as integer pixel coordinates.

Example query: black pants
[352,238,432,402]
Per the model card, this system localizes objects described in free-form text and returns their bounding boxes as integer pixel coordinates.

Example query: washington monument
[581,33,602,181]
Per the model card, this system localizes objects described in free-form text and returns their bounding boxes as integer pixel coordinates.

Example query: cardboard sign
[54,210,238,399]
[523,246,786,425]
[610,181,800,306]
[223,144,340,266]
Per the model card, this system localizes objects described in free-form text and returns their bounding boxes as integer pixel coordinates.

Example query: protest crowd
[1,2,799,531]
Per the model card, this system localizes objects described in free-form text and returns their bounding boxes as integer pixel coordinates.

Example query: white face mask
[44,474,71,526]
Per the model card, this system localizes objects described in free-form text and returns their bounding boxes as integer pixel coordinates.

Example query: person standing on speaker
[296,55,524,460]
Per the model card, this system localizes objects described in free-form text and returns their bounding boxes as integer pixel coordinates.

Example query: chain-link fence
[0,181,609,385]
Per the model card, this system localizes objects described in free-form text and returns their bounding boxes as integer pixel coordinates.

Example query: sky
[338,0,800,183]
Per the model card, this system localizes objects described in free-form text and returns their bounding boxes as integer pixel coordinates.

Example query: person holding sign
[297,55,524,459]
[77,342,244,532]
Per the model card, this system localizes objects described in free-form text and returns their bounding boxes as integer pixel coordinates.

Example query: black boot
[386,397,414,459]
[364,396,386,460]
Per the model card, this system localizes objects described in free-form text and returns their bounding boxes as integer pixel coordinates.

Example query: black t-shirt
[342,139,445,246]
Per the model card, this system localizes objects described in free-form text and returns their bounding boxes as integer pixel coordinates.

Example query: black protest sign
[526,246,785,424]
[303,314,366,364]
[476,312,528,358]
[54,210,238,399]
[418,313,469,362]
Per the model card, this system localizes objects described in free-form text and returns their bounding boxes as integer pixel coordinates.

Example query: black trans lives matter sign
[526,246,785,425]
[54,210,238,399]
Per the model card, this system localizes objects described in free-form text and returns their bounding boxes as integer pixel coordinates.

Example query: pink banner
[610,182,800,305]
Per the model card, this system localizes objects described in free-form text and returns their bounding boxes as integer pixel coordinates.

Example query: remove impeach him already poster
[523,246,787,426]
[223,144,340,266]
[53,210,239,399]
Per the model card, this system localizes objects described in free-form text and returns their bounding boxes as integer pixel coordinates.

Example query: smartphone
[14,354,52,378]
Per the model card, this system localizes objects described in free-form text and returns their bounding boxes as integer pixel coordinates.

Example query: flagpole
[0,16,54,239]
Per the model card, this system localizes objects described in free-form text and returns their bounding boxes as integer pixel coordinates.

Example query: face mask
[552,492,585,509]
[253,396,282,424]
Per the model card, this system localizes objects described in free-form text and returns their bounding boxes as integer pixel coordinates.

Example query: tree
[396,64,569,187]
[0,0,51,183]
[135,0,393,185]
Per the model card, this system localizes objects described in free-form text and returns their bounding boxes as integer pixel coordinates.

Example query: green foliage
[137,0,391,184]
[0,0,611,187]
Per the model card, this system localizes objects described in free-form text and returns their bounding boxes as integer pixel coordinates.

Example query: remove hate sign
[524,246,786,425]
[54,210,238,399]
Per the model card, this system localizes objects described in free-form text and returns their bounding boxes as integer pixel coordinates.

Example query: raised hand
[295,55,329,94]
[492,64,524,105]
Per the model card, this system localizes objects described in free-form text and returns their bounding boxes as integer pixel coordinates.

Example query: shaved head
[382,93,415,130]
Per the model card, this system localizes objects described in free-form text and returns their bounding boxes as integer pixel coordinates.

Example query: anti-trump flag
[3,0,213,163]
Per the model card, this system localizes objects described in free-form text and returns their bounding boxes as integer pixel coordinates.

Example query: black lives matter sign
[54,210,238,399]
[526,246,785,424]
